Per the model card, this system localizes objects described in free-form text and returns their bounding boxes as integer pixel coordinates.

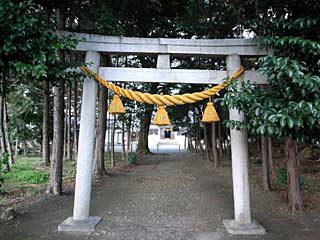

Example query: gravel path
[0,151,319,240]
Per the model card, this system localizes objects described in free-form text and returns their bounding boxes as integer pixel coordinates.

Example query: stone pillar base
[223,219,266,235]
[58,216,102,232]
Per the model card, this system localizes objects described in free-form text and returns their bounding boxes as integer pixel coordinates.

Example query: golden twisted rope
[81,66,244,106]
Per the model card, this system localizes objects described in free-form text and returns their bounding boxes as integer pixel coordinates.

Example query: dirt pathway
[0,151,319,240]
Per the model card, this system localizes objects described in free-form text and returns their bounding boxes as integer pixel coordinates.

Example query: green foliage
[6,86,43,143]
[220,69,320,142]
[0,156,78,203]
[7,170,48,184]
[177,0,242,38]
[62,160,77,181]
[0,0,80,144]
[2,156,77,188]
[276,168,305,188]
[299,175,305,187]
[220,2,320,144]
[1,152,9,168]
[0,152,9,194]
[125,152,137,165]
[276,168,288,187]
[3,157,48,186]
[0,0,77,78]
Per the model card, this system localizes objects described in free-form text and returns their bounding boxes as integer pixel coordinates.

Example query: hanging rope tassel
[108,94,125,114]
[153,105,171,126]
[202,100,220,122]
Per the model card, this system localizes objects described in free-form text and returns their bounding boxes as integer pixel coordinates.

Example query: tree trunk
[63,97,68,159]
[204,123,212,162]
[193,123,198,153]
[286,137,304,212]
[130,124,134,152]
[110,114,116,167]
[73,80,78,157]
[22,141,26,156]
[267,137,276,182]
[0,102,6,157]
[188,135,194,151]
[127,124,131,152]
[50,82,64,195]
[295,141,300,166]
[0,75,9,171]
[106,113,110,153]
[136,106,152,154]
[50,8,65,195]
[0,94,9,171]
[197,121,205,158]
[66,84,72,160]
[261,136,271,191]
[218,121,223,160]
[187,122,194,151]
[121,117,125,159]
[93,85,107,175]
[15,138,18,156]
[3,100,14,165]
[42,79,50,166]
[193,110,199,155]
[212,122,219,168]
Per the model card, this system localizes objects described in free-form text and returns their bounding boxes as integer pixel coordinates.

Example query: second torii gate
[58,32,269,235]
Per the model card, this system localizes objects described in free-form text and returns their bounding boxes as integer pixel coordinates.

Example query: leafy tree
[0,0,76,79]
[1,0,78,197]
[221,0,320,211]
[6,85,44,146]
[177,0,242,38]
[0,1,76,140]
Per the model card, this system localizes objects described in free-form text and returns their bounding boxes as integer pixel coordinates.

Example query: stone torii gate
[58,32,269,234]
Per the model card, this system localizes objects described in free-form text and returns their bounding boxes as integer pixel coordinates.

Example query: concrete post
[228,55,251,224]
[58,51,101,232]
[157,54,170,69]
[223,54,265,235]
[154,54,171,151]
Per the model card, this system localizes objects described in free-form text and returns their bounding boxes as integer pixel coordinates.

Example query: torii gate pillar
[223,54,265,234]
[58,51,101,232]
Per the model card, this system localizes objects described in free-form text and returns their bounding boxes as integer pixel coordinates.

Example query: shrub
[0,173,4,194]
[276,168,305,187]
[276,168,288,187]
[125,152,137,164]
[0,152,9,194]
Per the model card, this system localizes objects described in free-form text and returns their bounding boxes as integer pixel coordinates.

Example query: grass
[0,153,124,207]
[8,170,49,184]
[63,159,77,181]
[4,157,49,186]
[0,152,137,207]
[304,179,320,192]
[0,156,77,207]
